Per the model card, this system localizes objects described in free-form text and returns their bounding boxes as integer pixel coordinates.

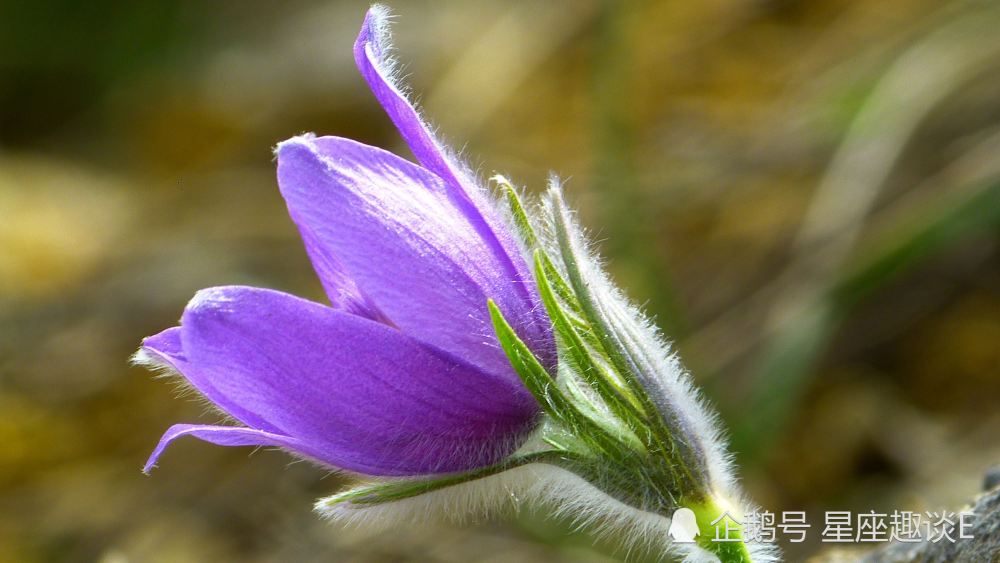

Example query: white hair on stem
[317,462,733,562]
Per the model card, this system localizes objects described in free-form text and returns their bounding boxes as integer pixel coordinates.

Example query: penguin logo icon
[668,507,700,543]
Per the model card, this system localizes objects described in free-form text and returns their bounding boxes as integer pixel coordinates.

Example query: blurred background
[2,0,999,561]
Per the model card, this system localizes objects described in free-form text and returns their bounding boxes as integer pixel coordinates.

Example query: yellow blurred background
[2,0,999,561]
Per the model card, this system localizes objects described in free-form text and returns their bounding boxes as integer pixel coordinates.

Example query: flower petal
[296,224,393,323]
[143,424,311,474]
[141,326,280,434]
[353,6,469,201]
[276,134,551,377]
[145,285,538,475]
[141,326,186,367]
[353,8,545,329]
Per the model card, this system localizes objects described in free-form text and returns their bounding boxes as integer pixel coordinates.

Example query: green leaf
[536,252,609,354]
[487,299,624,456]
[548,192,641,389]
[489,299,565,419]
[318,450,569,509]
[533,250,648,429]
[536,251,583,315]
[547,189,699,494]
[496,176,538,250]
[548,192,666,421]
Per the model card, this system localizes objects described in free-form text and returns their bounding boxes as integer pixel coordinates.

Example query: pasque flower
[141,6,774,562]
[138,7,554,476]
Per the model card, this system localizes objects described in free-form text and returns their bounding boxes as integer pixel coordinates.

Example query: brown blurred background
[2,0,999,561]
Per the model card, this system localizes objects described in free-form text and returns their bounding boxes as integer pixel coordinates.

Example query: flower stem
[688,496,755,563]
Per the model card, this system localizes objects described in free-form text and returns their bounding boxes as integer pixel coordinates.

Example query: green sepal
[487,299,626,457]
[547,190,700,495]
[535,250,583,314]
[496,176,539,250]
[548,192,643,395]
[533,250,648,430]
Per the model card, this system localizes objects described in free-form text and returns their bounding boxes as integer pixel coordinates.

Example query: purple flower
[139,7,553,477]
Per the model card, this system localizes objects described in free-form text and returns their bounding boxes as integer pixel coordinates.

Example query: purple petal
[144,285,538,475]
[143,326,281,434]
[142,326,186,367]
[276,134,550,377]
[353,7,468,200]
[352,8,544,327]
[143,424,312,474]
[296,222,393,323]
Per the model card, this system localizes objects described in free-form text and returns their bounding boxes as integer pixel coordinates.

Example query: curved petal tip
[356,5,394,65]
[143,423,305,474]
